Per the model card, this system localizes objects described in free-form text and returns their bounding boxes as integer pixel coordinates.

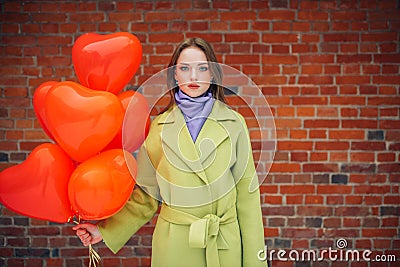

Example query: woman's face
[174,47,212,98]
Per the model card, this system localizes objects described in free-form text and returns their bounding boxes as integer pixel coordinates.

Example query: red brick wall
[1,0,399,266]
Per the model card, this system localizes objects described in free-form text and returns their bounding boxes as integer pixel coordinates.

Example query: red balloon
[68,149,136,220]
[0,143,75,223]
[72,32,142,95]
[33,81,58,140]
[44,81,124,162]
[104,90,150,152]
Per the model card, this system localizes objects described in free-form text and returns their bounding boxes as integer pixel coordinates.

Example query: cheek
[175,72,188,82]
[199,72,212,82]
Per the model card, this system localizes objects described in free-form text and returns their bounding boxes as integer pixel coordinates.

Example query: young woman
[74,37,267,267]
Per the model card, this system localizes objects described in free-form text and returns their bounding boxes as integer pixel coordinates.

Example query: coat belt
[159,204,237,267]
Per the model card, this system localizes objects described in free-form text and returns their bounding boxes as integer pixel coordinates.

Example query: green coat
[98,101,267,267]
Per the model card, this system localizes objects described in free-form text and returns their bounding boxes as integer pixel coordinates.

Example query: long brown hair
[164,37,226,111]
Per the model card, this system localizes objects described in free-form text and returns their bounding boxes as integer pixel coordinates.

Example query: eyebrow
[178,62,208,66]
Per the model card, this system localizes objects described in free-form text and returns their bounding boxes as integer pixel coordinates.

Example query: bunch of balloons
[0,32,150,223]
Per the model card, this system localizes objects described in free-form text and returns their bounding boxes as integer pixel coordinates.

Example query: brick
[382,65,400,74]
[282,228,316,238]
[315,142,349,151]
[337,55,372,63]
[362,32,398,42]
[360,107,378,118]
[305,195,323,204]
[362,228,397,238]
[270,163,301,173]
[300,207,334,219]
[260,185,278,194]
[329,130,364,140]
[262,55,297,65]
[259,10,295,20]
[350,152,375,162]
[220,11,256,21]
[354,185,391,195]
[298,76,333,85]
[280,185,315,194]
[342,120,377,129]
[59,248,88,257]
[262,33,299,43]
[297,107,315,117]
[272,21,290,31]
[324,33,359,42]
[303,163,339,172]
[382,218,399,228]
[341,163,376,173]
[335,206,370,217]
[264,228,279,237]
[351,141,386,151]
[225,55,259,64]
[28,227,60,236]
[346,196,363,205]
[310,152,328,161]
[293,97,328,105]
[304,120,339,128]
[332,11,366,21]
[341,43,361,53]
[378,153,396,162]
[373,75,400,85]
[331,174,348,184]
[225,33,259,43]
[290,130,307,139]
[301,65,322,74]
[379,108,399,117]
[184,11,218,21]
[317,185,352,194]
[298,11,328,21]
[374,54,400,64]
[145,11,181,21]
[285,195,302,205]
[378,163,400,173]
[2,35,37,46]
[264,195,282,205]
[278,141,313,150]
[368,97,400,107]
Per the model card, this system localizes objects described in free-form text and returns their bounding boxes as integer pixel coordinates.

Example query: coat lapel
[158,105,209,183]
[158,101,237,184]
[195,101,237,163]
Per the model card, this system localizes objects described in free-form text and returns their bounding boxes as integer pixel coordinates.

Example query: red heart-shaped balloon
[0,143,75,223]
[45,81,124,162]
[68,149,136,220]
[103,90,150,152]
[72,32,142,95]
[33,81,58,140]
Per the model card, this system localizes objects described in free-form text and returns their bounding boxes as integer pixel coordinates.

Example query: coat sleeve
[97,145,160,254]
[231,114,268,267]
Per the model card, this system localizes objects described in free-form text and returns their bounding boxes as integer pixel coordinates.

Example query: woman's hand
[72,223,103,246]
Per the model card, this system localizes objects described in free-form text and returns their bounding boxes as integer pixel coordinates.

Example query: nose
[190,68,197,81]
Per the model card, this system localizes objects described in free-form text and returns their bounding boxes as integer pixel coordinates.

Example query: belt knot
[189,214,222,249]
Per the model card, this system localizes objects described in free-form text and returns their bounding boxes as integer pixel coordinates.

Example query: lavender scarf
[175,89,215,142]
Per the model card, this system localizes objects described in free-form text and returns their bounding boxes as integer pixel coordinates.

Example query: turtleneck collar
[174,89,215,142]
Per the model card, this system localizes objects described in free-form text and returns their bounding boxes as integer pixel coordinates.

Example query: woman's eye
[199,66,208,72]
[179,66,189,71]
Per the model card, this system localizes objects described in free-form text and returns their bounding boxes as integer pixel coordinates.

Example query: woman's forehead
[177,47,207,62]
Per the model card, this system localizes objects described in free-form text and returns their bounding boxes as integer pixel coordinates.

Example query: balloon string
[89,244,101,267]
[73,217,102,267]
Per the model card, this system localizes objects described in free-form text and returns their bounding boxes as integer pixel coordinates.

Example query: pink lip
[188,84,200,89]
